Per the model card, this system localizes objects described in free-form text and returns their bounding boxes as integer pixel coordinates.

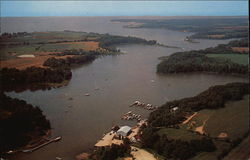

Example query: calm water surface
[3,17,248,160]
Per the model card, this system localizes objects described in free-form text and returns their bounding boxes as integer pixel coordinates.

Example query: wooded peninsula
[157,39,248,75]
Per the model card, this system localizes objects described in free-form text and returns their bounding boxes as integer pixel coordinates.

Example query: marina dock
[22,137,61,153]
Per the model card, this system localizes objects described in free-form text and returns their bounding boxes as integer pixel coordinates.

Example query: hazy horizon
[1,1,249,17]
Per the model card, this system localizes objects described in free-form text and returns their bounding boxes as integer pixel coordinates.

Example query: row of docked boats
[121,111,142,121]
[131,101,158,110]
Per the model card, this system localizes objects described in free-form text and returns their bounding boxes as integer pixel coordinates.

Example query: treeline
[0,32,30,40]
[56,49,101,56]
[43,55,96,68]
[0,93,50,153]
[227,38,249,47]
[43,49,103,68]
[190,30,248,39]
[0,67,72,91]
[141,128,216,160]
[198,38,249,54]
[98,34,157,51]
[157,52,248,75]
[148,82,249,127]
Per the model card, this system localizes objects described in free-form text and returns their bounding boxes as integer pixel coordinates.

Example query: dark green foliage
[0,32,30,40]
[148,82,249,128]
[157,51,248,75]
[141,126,216,160]
[0,93,50,153]
[43,57,68,68]
[98,34,156,51]
[141,127,160,148]
[57,49,102,56]
[0,67,72,91]
[43,55,96,68]
[227,38,249,47]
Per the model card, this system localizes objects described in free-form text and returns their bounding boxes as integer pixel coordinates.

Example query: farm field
[231,47,249,53]
[157,127,203,141]
[182,95,249,141]
[0,55,74,70]
[207,54,248,65]
[0,31,101,60]
[0,32,108,69]
[189,95,249,160]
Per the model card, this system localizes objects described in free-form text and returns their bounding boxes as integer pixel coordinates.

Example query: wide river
[2,17,248,160]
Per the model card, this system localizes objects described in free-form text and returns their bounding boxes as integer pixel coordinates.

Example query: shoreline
[76,120,146,160]
[157,71,249,78]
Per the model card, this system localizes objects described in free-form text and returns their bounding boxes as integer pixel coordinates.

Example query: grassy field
[191,151,218,160]
[207,54,248,65]
[0,41,99,58]
[182,95,249,141]
[184,95,249,160]
[204,95,249,140]
[157,127,203,141]
[1,31,92,44]
[0,31,101,60]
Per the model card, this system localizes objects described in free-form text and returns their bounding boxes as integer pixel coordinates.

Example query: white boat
[54,137,62,142]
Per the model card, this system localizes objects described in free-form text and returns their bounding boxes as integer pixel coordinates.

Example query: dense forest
[227,38,249,47]
[0,93,50,153]
[157,51,248,74]
[112,18,249,39]
[44,55,96,68]
[140,82,249,160]
[0,67,72,91]
[97,34,157,52]
[157,39,248,75]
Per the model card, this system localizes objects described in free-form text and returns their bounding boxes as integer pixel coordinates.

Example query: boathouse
[116,126,131,137]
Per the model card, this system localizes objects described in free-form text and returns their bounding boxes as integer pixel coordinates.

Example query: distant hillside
[112,17,249,39]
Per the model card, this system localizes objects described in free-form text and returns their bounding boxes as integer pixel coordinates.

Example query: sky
[1,1,249,17]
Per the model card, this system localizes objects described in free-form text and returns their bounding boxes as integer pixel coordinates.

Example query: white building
[116,126,131,137]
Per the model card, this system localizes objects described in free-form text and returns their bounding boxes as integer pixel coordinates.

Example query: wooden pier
[22,137,61,153]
